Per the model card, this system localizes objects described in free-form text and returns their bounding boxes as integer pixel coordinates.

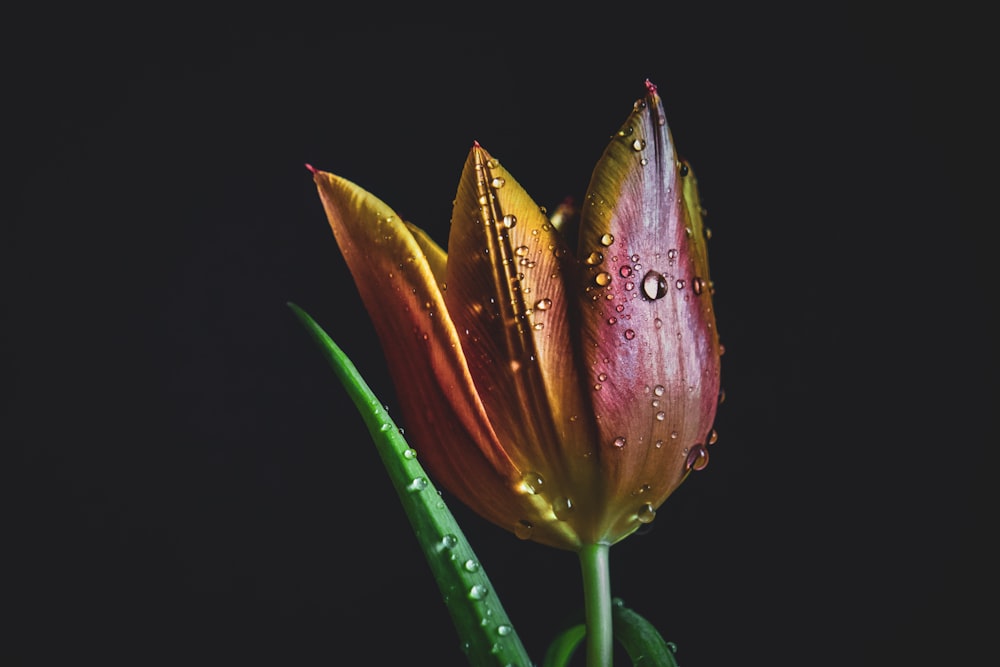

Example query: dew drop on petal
[654,384,665,396]
[708,428,719,445]
[585,251,605,266]
[597,372,608,382]
[502,214,517,229]
[514,520,534,540]
[685,444,709,471]
[623,329,636,340]
[491,177,505,188]
[619,266,633,278]
[600,233,615,246]
[655,439,664,449]
[520,471,544,494]
[637,503,656,523]
[675,279,686,290]
[655,411,666,421]
[595,272,612,287]
[534,298,552,311]
[553,496,574,520]
[613,436,627,449]
[692,276,704,295]
[515,245,530,257]
[641,271,668,300]
[632,138,646,151]
[667,248,678,261]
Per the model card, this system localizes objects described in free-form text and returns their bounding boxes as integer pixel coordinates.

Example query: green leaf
[288,303,533,667]
[541,623,586,667]
[612,598,680,667]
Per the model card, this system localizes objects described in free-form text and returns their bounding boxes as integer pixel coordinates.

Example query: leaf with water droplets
[288,303,532,667]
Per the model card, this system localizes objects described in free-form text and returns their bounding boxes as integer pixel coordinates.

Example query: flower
[310,80,721,551]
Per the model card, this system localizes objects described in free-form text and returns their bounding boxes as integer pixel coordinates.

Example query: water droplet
[502,214,517,229]
[597,372,608,382]
[615,304,625,313]
[408,477,428,492]
[675,278,686,290]
[708,428,719,445]
[514,520,534,539]
[553,496,574,520]
[624,280,634,291]
[379,422,393,432]
[633,483,651,495]
[637,503,656,523]
[534,297,552,311]
[600,233,615,246]
[617,126,634,137]
[670,430,679,439]
[515,245,529,257]
[469,584,489,600]
[679,163,689,177]
[632,138,646,151]
[585,251,605,266]
[595,272,612,287]
[403,448,417,459]
[533,322,544,331]
[685,444,709,471]
[667,248,678,261]
[607,316,617,325]
[641,271,668,300]
[655,439,664,449]
[655,411,666,421]
[441,534,458,549]
[692,276,704,295]
[623,329,636,340]
[654,384,665,396]
[464,559,480,573]
[520,471,544,494]
[619,266,633,278]
[667,641,678,654]
[654,317,663,329]
[613,436,627,449]
[491,177,506,188]
[497,624,512,637]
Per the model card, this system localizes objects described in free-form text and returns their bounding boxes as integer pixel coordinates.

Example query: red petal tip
[304,163,317,174]
[645,78,657,95]
[472,140,481,148]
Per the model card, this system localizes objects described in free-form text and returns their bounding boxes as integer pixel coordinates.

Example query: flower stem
[579,543,613,667]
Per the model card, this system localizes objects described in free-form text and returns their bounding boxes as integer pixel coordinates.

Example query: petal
[313,169,580,549]
[444,145,603,544]
[576,82,722,541]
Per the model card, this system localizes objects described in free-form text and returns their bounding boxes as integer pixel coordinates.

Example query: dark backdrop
[9,8,993,667]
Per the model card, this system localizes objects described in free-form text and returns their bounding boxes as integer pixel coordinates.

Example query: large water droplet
[502,214,517,229]
[655,411,666,421]
[632,138,646,151]
[675,278,686,290]
[653,384,665,397]
[585,251,605,266]
[491,177,506,188]
[637,503,656,523]
[408,477,428,492]
[441,534,459,549]
[469,584,489,600]
[534,297,552,311]
[613,436,627,449]
[685,444,709,471]
[623,329,636,340]
[595,272,612,287]
[692,276,704,295]
[403,448,417,459]
[600,233,615,246]
[515,245,529,257]
[641,271,668,300]
[497,624,512,637]
[520,471,544,494]
[619,266,633,278]
[464,559,480,573]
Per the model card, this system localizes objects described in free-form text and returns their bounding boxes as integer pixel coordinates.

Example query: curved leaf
[289,303,533,667]
[612,598,680,667]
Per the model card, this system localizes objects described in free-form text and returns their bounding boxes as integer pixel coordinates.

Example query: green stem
[579,543,613,667]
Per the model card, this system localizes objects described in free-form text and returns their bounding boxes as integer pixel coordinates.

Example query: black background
[9,8,994,667]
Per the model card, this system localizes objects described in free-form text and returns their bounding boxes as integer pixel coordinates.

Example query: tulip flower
[311,78,720,555]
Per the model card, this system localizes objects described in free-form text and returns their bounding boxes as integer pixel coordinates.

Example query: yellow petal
[444,145,602,544]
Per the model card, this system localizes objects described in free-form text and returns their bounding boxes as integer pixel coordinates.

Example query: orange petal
[313,169,581,549]
[575,83,722,541]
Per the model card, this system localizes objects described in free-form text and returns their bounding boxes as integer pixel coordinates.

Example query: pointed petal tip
[644,78,657,95]
[305,163,318,174]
